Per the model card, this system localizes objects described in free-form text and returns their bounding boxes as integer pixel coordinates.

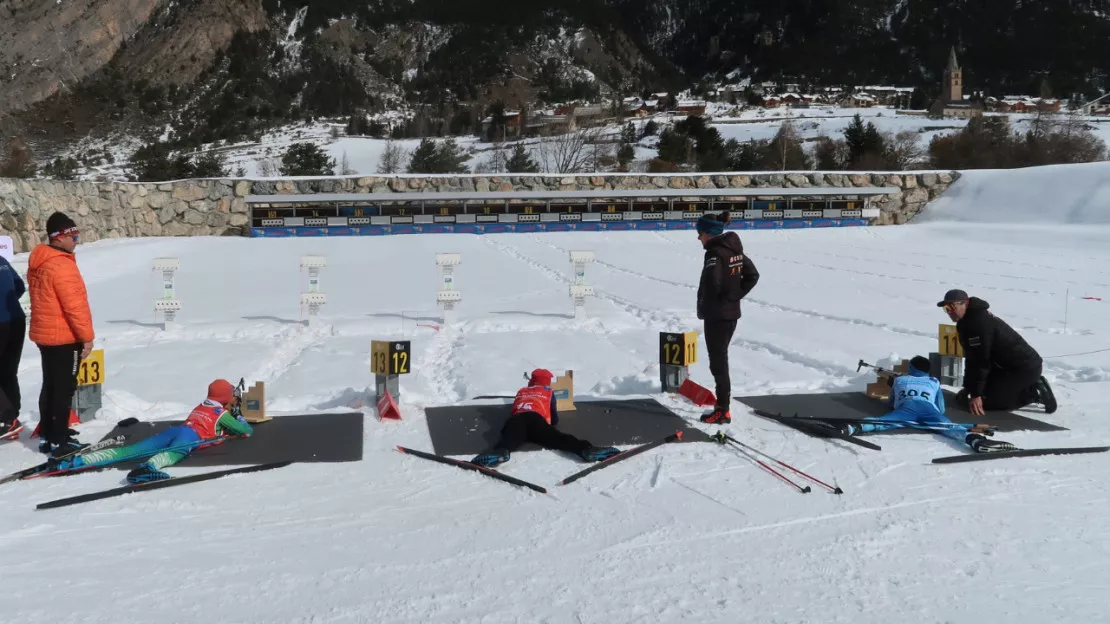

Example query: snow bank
[916,161,1110,225]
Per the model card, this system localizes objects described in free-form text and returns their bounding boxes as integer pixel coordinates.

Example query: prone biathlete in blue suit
[843,356,1016,453]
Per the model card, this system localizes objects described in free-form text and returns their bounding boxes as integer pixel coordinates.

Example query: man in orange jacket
[27,212,95,458]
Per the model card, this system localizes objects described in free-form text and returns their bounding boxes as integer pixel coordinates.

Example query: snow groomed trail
[3,165,1110,623]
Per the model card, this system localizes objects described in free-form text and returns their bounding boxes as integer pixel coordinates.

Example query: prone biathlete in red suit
[470,368,619,467]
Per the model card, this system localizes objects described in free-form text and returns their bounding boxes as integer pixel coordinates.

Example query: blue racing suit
[857,367,968,442]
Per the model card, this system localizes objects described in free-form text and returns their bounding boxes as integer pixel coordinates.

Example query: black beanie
[909,356,931,376]
[46,212,78,240]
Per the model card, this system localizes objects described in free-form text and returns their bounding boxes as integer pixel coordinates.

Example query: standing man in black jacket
[695,212,760,424]
[937,289,1057,416]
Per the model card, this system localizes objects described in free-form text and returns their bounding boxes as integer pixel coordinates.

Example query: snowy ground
[3,163,1110,623]
[58,104,1110,181]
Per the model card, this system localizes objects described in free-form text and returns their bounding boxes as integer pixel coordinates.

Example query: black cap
[46,211,79,240]
[936,289,969,307]
[910,356,932,375]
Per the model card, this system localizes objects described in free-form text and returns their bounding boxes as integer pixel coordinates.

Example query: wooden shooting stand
[241,381,272,423]
[864,359,910,401]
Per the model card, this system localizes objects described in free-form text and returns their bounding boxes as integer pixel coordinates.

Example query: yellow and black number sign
[659,331,698,367]
[938,324,964,358]
[372,340,411,375]
[77,349,106,386]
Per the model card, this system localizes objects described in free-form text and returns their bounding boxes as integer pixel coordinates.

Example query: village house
[855,86,915,107]
[985,96,1062,114]
[675,100,707,116]
[479,109,525,140]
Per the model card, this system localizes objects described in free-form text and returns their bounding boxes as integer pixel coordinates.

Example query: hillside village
[485,50,1083,144]
[5,46,1108,183]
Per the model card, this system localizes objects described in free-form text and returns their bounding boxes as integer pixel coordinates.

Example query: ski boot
[126,462,171,484]
[49,438,89,460]
[700,406,731,425]
[1035,376,1057,414]
[580,445,620,462]
[470,448,510,468]
[966,433,1017,453]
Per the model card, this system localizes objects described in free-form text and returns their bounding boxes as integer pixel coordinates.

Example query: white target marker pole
[569,250,595,320]
[152,257,181,330]
[300,255,327,326]
[435,253,462,325]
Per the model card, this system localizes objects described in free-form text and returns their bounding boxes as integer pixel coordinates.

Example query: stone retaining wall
[0,171,960,253]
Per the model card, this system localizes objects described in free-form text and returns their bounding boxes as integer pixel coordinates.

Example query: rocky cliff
[4,1,1109,161]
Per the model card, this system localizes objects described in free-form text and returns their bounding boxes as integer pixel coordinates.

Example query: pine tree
[505,144,539,173]
[280,142,336,176]
[621,122,636,144]
[407,138,469,173]
[407,139,440,173]
[842,114,885,169]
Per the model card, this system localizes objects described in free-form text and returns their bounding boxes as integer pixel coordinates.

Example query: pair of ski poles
[712,431,842,494]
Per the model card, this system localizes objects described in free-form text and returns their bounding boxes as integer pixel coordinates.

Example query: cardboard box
[241,381,272,423]
[551,370,576,412]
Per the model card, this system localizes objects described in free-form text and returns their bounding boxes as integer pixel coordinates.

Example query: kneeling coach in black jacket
[937,289,1057,416]
[695,212,760,425]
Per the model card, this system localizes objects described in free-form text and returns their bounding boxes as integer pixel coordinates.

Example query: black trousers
[493,412,591,455]
[37,343,82,445]
[0,319,24,423]
[703,319,738,409]
[959,366,1043,412]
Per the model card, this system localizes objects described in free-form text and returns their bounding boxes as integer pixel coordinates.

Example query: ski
[559,431,683,486]
[35,460,295,510]
[0,434,130,485]
[396,446,548,494]
[748,408,882,451]
[932,446,1109,464]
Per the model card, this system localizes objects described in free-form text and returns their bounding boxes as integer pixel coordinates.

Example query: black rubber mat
[98,412,364,467]
[425,397,711,456]
[734,390,1066,433]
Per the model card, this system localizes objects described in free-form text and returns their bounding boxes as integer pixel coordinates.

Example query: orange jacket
[27,244,94,346]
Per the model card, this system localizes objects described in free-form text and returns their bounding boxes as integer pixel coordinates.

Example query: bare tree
[882,130,925,170]
[256,156,281,177]
[377,140,405,174]
[473,143,508,173]
[536,126,606,174]
[339,151,356,175]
